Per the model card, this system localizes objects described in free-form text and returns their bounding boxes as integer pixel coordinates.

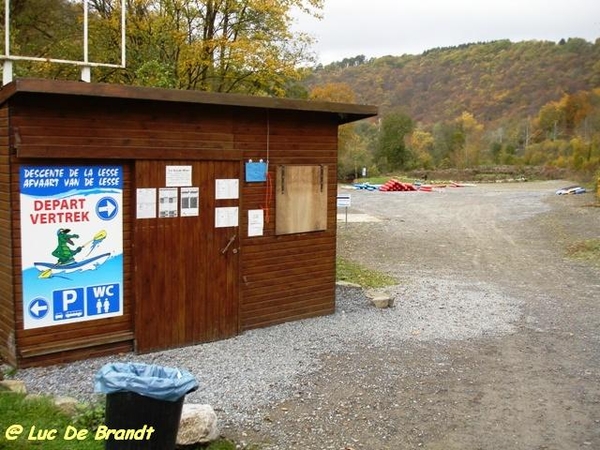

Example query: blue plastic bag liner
[94,362,199,402]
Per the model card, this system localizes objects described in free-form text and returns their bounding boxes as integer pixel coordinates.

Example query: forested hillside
[307,39,600,126]
[305,39,600,180]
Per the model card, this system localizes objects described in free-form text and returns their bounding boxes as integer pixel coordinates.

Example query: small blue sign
[96,197,119,221]
[86,283,120,316]
[53,288,85,321]
[245,162,267,182]
[28,297,49,320]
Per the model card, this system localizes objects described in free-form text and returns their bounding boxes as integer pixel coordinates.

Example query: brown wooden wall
[7,95,139,367]
[236,110,339,330]
[0,105,16,366]
[3,91,341,366]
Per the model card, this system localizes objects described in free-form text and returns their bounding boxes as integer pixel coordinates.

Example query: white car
[555,185,587,195]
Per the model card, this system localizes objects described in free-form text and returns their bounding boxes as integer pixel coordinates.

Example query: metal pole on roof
[4,0,8,56]
[3,0,13,85]
[121,0,126,68]
[81,0,91,82]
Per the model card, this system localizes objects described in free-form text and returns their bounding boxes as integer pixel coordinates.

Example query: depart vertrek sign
[19,166,124,330]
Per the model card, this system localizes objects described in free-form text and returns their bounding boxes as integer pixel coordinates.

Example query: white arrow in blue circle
[96,197,118,220]
[29,298,49,319]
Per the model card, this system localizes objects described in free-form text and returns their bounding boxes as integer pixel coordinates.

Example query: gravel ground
[9,279,520,428]
[8,180,600,449]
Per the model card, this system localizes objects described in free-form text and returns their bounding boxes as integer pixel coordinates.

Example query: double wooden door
[134,160,240,352]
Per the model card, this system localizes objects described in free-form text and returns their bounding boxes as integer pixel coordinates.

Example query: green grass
[336,257,397,288]
[0,392,253,449]
[352,176,391,185]
[0,392,102,449]
[566,238,600,266]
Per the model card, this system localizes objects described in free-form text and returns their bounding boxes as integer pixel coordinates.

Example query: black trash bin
[94,362,199,450]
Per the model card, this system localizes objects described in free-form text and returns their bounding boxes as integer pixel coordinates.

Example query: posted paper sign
[159,188,178,218]
[136,188,157,219]
[215,207,239,228]
[181,187,199,217]
[166,165,192,187]
[215,179,239,200]
[19,166,124,329]
[248,209,264,237]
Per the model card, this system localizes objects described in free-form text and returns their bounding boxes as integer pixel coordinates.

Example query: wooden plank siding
[12,93,242,161]
[8,96,140,367]
[0,105,17,366]
[236,110,339,330]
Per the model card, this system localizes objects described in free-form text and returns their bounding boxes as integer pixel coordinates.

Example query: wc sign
[87,284,120,316]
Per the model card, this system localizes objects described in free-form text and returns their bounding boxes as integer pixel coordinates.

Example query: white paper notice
[166,165,192,187]
[248,209,264,237]
[159,188,178,218]
[215,207,239,228]
[180,187,199,217]
[215,179,239,199]
[136,188,157,219]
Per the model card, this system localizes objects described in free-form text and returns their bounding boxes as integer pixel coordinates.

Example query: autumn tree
[431,121,464,168]
[407,129,434,169]
[4,0,323,94]
[309,82,372,179]
[88,0,323,94]
[375,111,414,172]
[1,0,83,79]
[455,111,484,167]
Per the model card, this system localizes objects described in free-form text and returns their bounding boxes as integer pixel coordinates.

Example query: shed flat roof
[0,78,378,124]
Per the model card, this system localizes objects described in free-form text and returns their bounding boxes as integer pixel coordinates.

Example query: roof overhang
[0,78,378,125]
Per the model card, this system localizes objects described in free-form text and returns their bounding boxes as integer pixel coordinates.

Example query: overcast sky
[293,0,600,65]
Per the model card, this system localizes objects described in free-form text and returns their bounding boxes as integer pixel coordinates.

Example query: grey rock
[177,404,219,445]
[0,379,26,393]
[54,396,80,416]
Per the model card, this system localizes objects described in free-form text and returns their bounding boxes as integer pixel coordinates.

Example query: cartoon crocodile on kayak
[52,228,82,265]
[35,229,110,278]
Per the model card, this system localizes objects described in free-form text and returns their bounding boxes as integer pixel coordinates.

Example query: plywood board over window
[276,165,328,235]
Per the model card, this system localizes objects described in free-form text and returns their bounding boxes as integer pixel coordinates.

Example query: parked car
[555,185,587,195]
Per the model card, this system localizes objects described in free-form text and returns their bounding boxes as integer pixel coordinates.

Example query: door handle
[221,234,237,254]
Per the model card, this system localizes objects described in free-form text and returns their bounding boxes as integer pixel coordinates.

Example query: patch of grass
[352,176,390,185]
[336,257,397,288]
[72,399,106,433]
[0,393,257,450]
[0,392,103,449]
[566,239,600,265]
[3,365,18,378]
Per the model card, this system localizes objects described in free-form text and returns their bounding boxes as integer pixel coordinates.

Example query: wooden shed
[0,78,377,368]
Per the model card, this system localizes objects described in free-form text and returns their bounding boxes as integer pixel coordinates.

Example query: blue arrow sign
[96,197,119,221]
[28,297,49,320]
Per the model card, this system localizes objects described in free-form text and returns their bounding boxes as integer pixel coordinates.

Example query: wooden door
[134,161,240,352]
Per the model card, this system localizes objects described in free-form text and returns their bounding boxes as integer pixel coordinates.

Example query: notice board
[276,165,327,235]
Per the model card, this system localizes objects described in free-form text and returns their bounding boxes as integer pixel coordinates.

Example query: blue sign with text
[86,283,121,316]
[53,288,85,321]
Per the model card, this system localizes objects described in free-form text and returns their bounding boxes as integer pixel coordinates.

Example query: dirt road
[238,180,600,449]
